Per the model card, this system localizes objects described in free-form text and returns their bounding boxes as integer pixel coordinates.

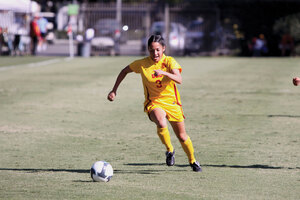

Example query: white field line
[0,57,73,71]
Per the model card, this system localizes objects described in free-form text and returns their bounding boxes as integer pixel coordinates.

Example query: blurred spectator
[279,33,294,56]
[248,36,256,54]
[252,34,268,57]
[30,16,41,55]
[259,34,268,56]
[85,28,95,42]
[13,16,28,56]
[13,31,20,55]
[0,27,3,55]
[0,11,15,55]
[3,27,14,55]
[37,16,48,52]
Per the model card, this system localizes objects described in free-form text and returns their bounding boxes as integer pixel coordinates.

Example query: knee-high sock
[180,136,196,164]
[157,127,174,153]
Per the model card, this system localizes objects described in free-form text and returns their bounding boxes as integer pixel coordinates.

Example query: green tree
[273,13,300,41]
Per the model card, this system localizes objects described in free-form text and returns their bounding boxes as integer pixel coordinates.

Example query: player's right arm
[107,65,133,101]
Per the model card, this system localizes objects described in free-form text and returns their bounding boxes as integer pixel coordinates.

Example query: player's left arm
[154,68,182,84]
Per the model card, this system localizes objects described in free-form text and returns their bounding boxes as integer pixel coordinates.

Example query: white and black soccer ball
[90,161,113,182]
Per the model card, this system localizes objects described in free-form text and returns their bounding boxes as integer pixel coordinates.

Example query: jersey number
[156,80,162,88]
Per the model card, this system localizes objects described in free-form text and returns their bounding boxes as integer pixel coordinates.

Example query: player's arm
[154,68,182,84]
[108,65,133,101]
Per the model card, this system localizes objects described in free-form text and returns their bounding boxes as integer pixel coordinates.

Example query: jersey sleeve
[129,60,141,73]
[167,56,182,73]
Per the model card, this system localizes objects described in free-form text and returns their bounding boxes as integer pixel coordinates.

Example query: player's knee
[156,119,167,128]
[177,133,188,142]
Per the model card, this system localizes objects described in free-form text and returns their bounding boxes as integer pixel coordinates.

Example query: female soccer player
[107,35,202,172]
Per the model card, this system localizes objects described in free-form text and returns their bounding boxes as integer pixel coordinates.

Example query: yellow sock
[157,127,174,153]
[180,136,196,164]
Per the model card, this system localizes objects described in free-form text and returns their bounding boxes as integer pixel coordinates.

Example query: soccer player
[107,35,202,172]
[293,77,300,86]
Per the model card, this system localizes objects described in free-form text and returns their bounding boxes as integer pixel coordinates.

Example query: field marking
[0,57,73,71]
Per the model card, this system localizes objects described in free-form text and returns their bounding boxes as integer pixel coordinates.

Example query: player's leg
[149,107,175,166]
[169,121,193,161]
[170,121,202,172]
[149,107,168,128]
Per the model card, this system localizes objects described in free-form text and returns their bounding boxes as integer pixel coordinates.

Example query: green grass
[0,56,57,67]
[0,56,299,200]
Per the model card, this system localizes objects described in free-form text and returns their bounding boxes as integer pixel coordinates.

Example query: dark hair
[147,35,166,48]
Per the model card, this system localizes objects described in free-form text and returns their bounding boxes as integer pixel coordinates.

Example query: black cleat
[190,161,202,172]
[165,150,175,166]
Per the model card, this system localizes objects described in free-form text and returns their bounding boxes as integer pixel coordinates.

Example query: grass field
[0,56,299,200]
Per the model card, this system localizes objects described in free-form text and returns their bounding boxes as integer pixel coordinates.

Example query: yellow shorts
[144,99,185,122]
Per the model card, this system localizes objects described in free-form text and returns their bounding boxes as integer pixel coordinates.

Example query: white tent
[0,0,39,13]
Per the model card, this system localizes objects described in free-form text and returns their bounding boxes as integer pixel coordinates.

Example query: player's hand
[154,69,165,76]
[293,77,300,86]
[107,91,116,101]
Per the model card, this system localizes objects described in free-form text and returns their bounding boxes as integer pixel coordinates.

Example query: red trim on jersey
[174,84,185,119]
[181,106,186,119]
[144,86,151,112]
[174,84,182,106]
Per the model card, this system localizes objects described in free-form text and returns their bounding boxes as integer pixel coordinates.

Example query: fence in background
[78,2,239,56]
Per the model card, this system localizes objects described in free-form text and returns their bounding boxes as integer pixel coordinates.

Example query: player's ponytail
[147,35,166,48]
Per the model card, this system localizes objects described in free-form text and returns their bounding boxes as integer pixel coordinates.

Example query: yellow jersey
[129,54,183,110]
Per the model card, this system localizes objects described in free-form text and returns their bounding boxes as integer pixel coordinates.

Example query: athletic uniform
[127,53,201,171]
[129,54,185,122]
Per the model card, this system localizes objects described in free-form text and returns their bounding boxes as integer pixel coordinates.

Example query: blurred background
[0,0,299,57]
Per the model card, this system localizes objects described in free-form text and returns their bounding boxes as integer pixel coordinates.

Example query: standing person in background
[37,16,48,52]
[0,11,14,55]
[107,35,202,172]
[280,33,294,56]
[0,27,3,55]
[2,27,14,55]
[30,15,41,55]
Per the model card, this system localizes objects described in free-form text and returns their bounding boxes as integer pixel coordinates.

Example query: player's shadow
[0,167,171,175]
[0,168,89,174]
[1,163,297,177]
[114,169,167,174]
[125,163,165,166]
[268,114,300,118]
[201,164,298,170]
[121,163,187,173]
[125,163,299,170]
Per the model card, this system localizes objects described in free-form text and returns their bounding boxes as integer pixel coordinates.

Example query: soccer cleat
[190,161,202,172]
[165,150,175,166]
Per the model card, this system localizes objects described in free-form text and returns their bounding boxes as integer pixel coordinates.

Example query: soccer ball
[90,161,113,182]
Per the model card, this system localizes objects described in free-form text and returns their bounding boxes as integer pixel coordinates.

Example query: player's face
[148,42,165,63]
